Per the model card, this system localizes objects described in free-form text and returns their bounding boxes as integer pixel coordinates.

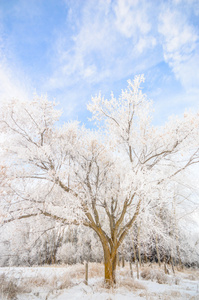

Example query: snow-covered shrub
[56,242,76,264]
[141,268,171,284]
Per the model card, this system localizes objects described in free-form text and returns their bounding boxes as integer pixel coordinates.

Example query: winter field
[1,1,199,299]
[0,263,199,300]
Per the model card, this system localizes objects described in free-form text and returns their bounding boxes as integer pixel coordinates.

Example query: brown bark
[85,261,88,285]
[117,254,120,267]
[112,254,117,283]
[136,260,139,279]
[130,261,133,278]
[122,256,125,268]
[104,254,116,286]
[94,228,117,287]
[144,251,148,263]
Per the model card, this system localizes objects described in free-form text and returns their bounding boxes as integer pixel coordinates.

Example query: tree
[0,76,199,286]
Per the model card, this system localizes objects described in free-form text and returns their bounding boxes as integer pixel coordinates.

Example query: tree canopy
[0,75,199,285]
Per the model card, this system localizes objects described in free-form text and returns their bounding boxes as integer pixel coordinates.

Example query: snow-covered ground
[0,263,198,299]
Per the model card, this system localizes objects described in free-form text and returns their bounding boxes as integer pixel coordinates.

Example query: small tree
[0,76,199,286]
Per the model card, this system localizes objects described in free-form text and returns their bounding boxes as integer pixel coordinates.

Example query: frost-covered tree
[0,75,199,286]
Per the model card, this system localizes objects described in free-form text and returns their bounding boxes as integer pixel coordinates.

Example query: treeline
[0,217,198,269]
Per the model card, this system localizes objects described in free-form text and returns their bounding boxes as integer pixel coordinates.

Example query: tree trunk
[85,261,88,285]
[176,244,183,270]
[103,249,117,286]
[112,254,117,283]
[155,235,161,267]
[130,261,133,278]
[104,259,114,286]
[117,254,120,267]
[136,260,139,279]
[122,255,125,268]
[144,251,148,263]
[137,225,142,267]
[132,238,137,262]
[92,226,118,287]
[170,256,175,274]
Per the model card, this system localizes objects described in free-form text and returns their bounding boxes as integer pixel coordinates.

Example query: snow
[0,263,199,299]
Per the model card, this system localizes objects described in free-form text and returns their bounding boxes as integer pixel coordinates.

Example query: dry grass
[62,262,104,281]
[58,273,73,289]
[90,277,146,294]
[87,262,104,278]
[178,269,199,281]
[0,273,30,300]
[65,263,85,280]
[1,262,198,298]
[176,267,199,276]
[22,273,73,291]
[118,267,129,277]
[22,275,49,288]
[169,290,182,298]
[117,278,146,291]
[0,270,74,299]
[185,274,198,281]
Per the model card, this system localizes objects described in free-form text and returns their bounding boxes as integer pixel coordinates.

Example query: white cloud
[172,0,199,15]
[135,36,156,54]
[158,7,199,93]
[46,1,113,89]
[114,0,151,38]
[46,0,157,92]
[175,50,199,93]
[159,11,197,55]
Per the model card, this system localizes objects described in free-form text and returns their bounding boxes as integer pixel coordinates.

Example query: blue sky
[0,0,199,126]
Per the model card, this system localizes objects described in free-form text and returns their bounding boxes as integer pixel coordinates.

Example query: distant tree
[0,76,199,286]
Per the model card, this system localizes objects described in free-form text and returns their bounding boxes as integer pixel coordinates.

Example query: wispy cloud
[46,0,159,91]
[46,2,113,89]
[114,0,151,38]
[158,4,199,93]
[41,0,164,122]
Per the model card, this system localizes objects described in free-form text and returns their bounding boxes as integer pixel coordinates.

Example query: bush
[141,268,170,284]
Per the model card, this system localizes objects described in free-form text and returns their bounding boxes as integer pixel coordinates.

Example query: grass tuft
[117,278,146,291]
[0,273,30,300]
